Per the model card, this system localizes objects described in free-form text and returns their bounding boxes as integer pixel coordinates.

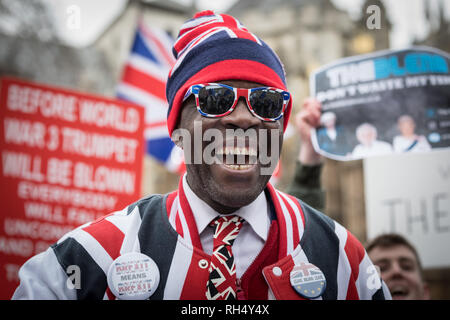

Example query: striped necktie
[206,215,244,300]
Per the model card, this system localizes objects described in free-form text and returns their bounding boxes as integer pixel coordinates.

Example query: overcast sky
[331,0,450,48]
[196,0,450,49]
[40,0,450,48]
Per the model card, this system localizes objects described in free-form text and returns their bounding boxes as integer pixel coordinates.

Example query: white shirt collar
[182,174,270,242]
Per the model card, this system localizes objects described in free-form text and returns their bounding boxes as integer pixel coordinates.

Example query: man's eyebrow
[373,256,416,265]
[372,258,390,265]
[398,256,416,264]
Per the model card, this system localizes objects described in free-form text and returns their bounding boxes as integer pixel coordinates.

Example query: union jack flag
[117,21,184,173]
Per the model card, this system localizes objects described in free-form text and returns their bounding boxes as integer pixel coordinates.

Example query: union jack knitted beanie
[166,10,292,136]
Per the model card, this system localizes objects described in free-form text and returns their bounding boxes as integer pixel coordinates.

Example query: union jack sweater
[13,182,391,300]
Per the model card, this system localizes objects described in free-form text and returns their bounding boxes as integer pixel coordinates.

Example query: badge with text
[107,252,160,300]
[290,262,326,299]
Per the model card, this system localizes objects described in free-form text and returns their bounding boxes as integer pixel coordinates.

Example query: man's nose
[221,97,260,130]
[388,262,404,278]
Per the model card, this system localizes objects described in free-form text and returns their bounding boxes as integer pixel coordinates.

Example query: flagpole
[131,0,145,29]
[116,1,183,175]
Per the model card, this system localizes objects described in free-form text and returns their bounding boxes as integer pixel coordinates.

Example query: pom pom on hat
[165,11,292,136]
[193,10,216,18]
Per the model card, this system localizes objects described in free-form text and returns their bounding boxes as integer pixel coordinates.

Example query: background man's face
[324,118,336,129]
[398,119,416,136]
[177,80,284,214]
[358,127,376,146]
[369,244,430,300]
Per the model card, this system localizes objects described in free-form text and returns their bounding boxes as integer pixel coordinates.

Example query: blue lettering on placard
[405,53,448,74]
[374,58,390,79]
[374,53,448,79]
[391,56,407,76]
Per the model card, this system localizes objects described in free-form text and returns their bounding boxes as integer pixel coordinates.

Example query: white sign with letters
[364,149,450,269]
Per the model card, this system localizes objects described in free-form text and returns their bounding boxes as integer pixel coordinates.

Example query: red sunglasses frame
[183,83,290,121]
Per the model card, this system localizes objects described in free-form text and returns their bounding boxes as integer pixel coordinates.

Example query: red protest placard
[0,77,145,299]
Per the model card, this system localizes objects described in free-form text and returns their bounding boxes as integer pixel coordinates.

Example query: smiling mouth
[390,285,409,299]
[215,146,258,171]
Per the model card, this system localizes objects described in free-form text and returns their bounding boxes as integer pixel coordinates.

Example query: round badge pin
[290,262,326,299]
[107,252,160,300]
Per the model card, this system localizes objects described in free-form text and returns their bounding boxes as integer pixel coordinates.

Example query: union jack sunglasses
[183,83,290,121]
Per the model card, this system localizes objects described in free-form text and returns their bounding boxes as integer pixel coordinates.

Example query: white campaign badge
[107,252,160,300]
[290,262,326,299]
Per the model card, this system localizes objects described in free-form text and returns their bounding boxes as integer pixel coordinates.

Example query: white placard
[364,149,450,269]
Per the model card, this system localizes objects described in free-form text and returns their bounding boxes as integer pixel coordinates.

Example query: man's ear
[172,97,196,151]
[172,134,183,149]
[171,128,185,150]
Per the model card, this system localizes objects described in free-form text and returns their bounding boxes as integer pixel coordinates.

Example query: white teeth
[216,146,257,156]
[391,286,407,294]
[224,164,253,170]
[215,146,258,168]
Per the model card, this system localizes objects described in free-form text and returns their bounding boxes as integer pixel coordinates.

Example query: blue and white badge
[290,262,326,299]
[107,252,160,300]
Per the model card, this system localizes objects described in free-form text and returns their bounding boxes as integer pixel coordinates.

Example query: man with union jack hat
[13,11,390,300]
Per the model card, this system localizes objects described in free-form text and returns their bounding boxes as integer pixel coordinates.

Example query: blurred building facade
[413,0,450,52]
